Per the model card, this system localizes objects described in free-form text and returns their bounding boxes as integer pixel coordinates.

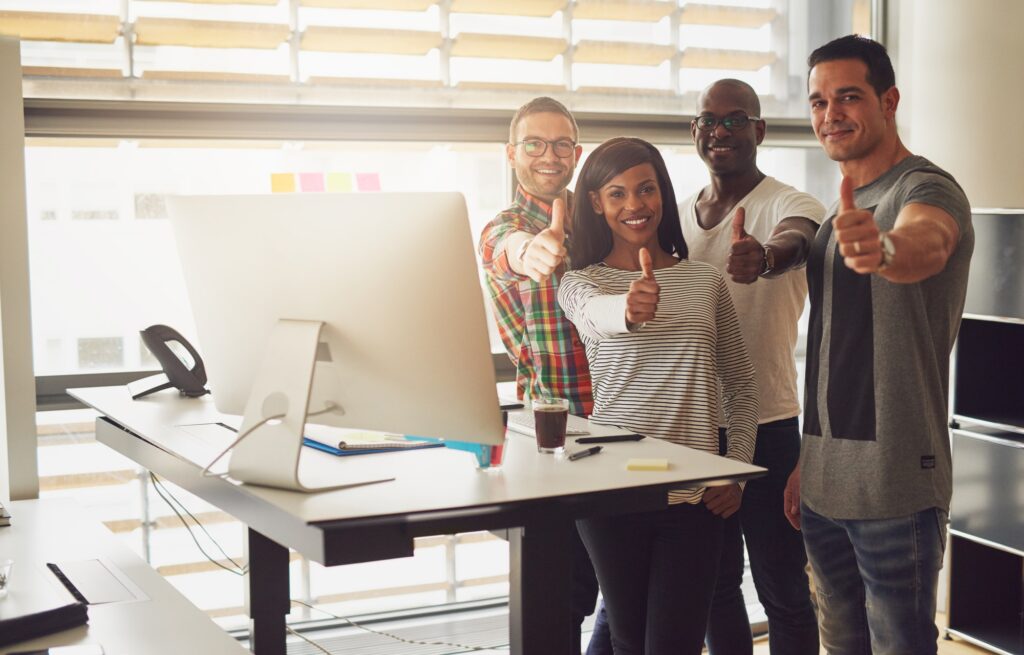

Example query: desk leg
[508,520,574,655]
[247,528,290,655]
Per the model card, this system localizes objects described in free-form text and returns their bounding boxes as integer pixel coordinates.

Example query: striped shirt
[559,259,759,504]
[479,187,593,415]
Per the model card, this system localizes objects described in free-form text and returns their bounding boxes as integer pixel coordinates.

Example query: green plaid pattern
[479,187,593,416]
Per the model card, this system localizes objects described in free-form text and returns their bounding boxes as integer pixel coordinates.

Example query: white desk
[0,498,247,655]
[71,385,765,655]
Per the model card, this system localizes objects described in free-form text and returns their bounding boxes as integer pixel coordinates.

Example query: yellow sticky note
[271,173,296,193]
[326,172,353,192]
[626,458,669,471]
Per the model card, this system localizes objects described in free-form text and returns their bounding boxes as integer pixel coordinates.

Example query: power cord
[200,403,339,478]
[148,472,248,576]
[150,464,511,653]
[289,598,509,653]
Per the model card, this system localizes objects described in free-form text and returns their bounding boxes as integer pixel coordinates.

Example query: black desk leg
[247,528,290,655]
[508,520,574,655]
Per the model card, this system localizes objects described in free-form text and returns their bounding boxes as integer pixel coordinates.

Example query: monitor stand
[226,319,394,492]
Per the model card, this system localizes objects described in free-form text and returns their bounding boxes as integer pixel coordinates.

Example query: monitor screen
[168,192,505,463]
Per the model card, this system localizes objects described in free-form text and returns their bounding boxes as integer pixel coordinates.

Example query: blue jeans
[586,600,612,655]
[578,502,723,655]
[801,503,947,655]
[706,418,819,655]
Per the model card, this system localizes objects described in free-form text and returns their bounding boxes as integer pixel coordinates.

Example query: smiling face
[506,111,582,202]
[590,163,663,254]
[809,58,898,163]
[692,81,765,177]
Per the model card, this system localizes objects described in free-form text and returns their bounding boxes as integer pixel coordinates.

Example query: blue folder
[302,437,444,457]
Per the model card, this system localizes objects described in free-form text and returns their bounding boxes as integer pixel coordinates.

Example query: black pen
[568,445,603,461]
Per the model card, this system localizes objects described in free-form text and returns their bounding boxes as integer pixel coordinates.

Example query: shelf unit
[946,211,1024,655]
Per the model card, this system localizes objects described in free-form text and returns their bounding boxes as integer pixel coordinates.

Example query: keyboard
[506,411,590,437]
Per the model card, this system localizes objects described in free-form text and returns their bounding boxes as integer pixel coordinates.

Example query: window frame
[24,98,814,409]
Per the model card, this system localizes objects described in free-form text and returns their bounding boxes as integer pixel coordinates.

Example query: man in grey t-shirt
[784,36,973,655]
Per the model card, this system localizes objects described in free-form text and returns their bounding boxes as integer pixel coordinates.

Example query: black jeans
[570,522,600,654]
[578,502,723,655]
[705,417,819,655]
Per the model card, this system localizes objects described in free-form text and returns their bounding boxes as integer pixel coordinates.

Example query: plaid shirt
[479,187,593,416]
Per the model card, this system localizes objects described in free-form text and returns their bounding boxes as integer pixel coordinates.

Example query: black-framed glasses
[693,115,762,132]
[514,138,577,158]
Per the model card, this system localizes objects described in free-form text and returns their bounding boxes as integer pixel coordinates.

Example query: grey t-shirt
[801,155,974,519]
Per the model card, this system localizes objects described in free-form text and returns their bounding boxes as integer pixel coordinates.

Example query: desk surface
[0,498,247,655]
[71,385,764,564]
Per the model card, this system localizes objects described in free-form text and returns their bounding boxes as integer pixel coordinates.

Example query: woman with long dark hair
[558,137,759,654]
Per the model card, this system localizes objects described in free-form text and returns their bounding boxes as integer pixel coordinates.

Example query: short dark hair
[508,96,579,143]
[569,137,687,270]
[807,34,896,96]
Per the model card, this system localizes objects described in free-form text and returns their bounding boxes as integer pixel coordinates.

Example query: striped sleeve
[714,275,759,464]
[557,271,631,341]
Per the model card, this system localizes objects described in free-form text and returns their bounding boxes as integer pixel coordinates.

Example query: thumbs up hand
[833,176,883,274]
[725,207,764,284]
[521,197,568,282]
[626,247,660,326]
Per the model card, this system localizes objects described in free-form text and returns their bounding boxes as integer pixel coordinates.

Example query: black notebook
[0,566,89,648]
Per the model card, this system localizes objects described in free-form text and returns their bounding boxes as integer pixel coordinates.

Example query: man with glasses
[679,78,824,655]
[785,35,973,654]
[479,96,602,654]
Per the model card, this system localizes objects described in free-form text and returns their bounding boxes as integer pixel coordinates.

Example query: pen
[568,445,603,461]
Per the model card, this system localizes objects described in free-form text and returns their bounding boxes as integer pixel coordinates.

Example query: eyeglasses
[513,138,577,158]
[693,115,762,132]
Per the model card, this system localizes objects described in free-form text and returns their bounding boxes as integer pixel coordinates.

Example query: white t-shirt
[679,176,825,424]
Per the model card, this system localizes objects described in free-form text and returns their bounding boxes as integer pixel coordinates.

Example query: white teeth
[624,217,648,225]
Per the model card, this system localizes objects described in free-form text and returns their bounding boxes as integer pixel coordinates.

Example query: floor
[749,613,988,654]
[279,607,995,654]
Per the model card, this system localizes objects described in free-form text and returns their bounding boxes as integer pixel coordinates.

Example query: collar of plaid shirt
[513,186,573,228]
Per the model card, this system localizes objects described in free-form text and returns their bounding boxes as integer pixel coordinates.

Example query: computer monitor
[167,192,505,492]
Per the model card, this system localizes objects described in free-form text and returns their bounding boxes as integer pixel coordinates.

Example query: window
[6,0,872,117]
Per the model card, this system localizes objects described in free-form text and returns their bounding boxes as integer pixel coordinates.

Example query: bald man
[680,79,823,655]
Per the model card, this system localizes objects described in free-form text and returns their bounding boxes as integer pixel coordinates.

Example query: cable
[148,472,248,576]
[149,472,247,573]
[200,403,338,478]
[289,598,507,653]
[200,413,284,478]
[285,626,333,655]
[148,478,510,652]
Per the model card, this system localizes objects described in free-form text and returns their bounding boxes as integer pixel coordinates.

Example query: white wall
[897,0,1024,210]
[0,37,39,500]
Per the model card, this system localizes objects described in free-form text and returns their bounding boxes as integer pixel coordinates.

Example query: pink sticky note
[299,172,325,192]
[356,172,381,192]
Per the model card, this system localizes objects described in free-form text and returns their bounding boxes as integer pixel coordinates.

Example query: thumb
[639,247,655,281]
[839,176,856,213]
[731,206,747,243]
[549,197,565,235]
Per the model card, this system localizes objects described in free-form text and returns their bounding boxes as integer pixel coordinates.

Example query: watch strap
[759,244,776,276]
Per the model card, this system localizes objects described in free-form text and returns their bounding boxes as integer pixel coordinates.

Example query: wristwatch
[878,231,896,271]
[759,244,776,276]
